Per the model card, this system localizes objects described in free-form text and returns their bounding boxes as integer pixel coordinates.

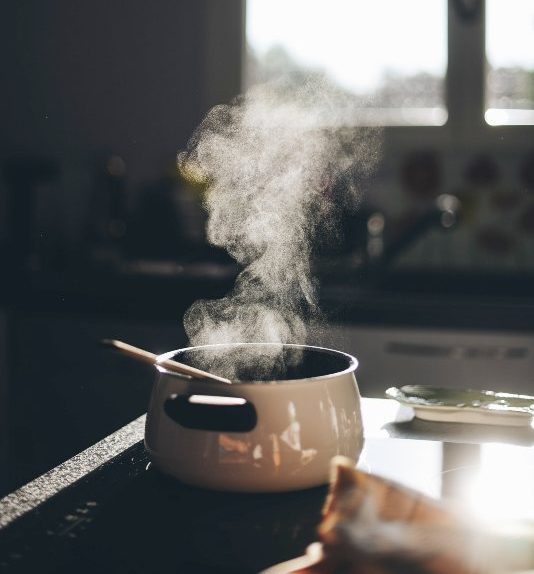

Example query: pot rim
[155,342,358,386]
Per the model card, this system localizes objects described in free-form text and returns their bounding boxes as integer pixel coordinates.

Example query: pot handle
[163,393,257,432]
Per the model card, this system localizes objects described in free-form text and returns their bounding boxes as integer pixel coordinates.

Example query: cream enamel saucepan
[144,343,364,492]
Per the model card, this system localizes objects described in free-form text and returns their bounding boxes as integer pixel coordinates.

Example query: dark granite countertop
[0,415,146,531]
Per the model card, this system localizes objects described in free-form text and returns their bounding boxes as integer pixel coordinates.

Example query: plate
[385,385,534,427]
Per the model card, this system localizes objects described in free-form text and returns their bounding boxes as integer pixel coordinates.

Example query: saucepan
[144,343,364,492]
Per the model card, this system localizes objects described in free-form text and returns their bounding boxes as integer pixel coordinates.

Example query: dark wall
[0,1,205,178]
[0,1,243,497]
[0,0,236,272]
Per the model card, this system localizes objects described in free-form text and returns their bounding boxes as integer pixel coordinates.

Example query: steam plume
[179,79,381,380]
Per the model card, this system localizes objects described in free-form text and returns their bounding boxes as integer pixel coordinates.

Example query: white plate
[386,385,534,427]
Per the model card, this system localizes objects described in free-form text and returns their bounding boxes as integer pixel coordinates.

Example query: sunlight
[486,0,534,69]
[188,395,247,406]
[461,444,534,525]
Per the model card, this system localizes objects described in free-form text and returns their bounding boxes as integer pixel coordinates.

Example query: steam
[179,78,381,380]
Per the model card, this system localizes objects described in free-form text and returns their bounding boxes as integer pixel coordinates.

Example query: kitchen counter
[3,266,534,330]
[2,398,534,574]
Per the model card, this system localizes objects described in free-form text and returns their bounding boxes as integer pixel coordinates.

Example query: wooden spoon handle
[101,339,232,385]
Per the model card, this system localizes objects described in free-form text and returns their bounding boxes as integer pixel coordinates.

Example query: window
[245,0,448,126]
[245,0,534,128]
[485,0,534,125]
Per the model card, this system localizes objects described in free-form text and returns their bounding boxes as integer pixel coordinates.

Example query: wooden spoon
[101,339,231,385]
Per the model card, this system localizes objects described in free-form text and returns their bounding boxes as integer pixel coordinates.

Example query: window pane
[245,0,448,126]
[485,0,534,125]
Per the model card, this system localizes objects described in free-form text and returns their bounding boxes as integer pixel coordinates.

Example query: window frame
[202,0,533,153]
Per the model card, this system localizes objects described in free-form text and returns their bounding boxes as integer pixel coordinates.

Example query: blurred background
[0,0,533,497]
